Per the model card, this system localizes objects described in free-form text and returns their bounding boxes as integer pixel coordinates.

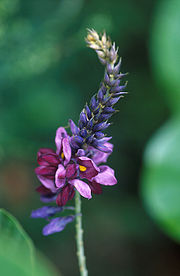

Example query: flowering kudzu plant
[31,29,127,276]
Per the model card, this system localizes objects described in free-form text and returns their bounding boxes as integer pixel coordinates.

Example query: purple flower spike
[43,216,75,236]
[31,206,63,219]
[33,30,127,231]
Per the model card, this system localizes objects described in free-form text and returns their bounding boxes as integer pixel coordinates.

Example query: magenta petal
[37,153,60,166]
[56,185,75,206]
[55,164,66,188]
[78,156,100,180]
[35,166,56,177]
[66,163,77,179]
[69,179,92,199]
[88,181,102,194]
[62,137,71,166]
[36,185,52,195]
[37,148,55,157]
[89,142,113,165]
[55,127,68,155]
[37,175,57,193]
[92,165,117,185]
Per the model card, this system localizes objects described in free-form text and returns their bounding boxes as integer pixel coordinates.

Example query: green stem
[75,191,88,276]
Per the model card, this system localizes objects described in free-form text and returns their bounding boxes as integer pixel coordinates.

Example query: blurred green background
[0,0,180,275]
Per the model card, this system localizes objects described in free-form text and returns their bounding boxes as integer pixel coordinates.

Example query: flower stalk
[75,191,88,276]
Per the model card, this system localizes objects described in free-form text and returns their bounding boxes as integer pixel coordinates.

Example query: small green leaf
[0,209,59,276]
[141,118,180,242]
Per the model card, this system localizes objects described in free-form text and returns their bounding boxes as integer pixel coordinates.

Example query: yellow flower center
[61,152,65,159]
[79,165,87,172]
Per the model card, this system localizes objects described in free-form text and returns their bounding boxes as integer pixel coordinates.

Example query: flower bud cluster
[70,30,127,153]
[85,29,117,65]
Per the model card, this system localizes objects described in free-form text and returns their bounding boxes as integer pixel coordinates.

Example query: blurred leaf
[151,0,180,113]
[141,117,180,242]
[0,209,59,275]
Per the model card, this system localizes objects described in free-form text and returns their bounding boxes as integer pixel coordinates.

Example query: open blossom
[35,127,117,207]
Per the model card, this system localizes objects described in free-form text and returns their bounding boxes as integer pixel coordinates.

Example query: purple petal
[55,127,68,155]
[69,179,92,199]
[37,175,57,193]
[89,142,113,165]
[31,206,63,219]
[92,165,117,185]
[43,216,75,236]
[78,156,100,180]
[69,119,79,135]
[76,149,85,157]
[55,164,66,188]
[62,137,71,166]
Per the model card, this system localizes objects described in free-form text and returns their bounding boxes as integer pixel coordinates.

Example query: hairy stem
[75,191,88,276]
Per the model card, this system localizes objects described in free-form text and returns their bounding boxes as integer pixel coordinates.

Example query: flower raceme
[31,29,127,236]
[35,127,117,207]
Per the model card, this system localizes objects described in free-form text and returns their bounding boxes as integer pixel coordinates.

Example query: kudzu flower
[31,29,127,236]
[35,127,117,205]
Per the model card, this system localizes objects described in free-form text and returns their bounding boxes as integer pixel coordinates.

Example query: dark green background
[1,0,180,275]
